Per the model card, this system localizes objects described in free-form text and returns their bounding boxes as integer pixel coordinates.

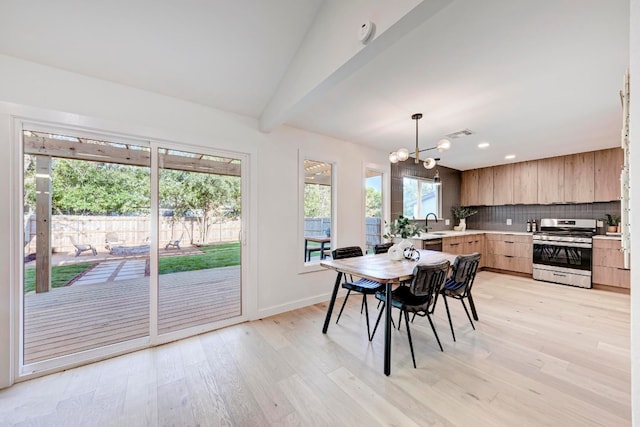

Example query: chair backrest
[373,243,394,254]
[448,252,481,296]
[410,260,450,298]
[331,246,363,260]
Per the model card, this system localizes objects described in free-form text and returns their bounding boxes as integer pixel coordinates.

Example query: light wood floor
[2,271,630,426]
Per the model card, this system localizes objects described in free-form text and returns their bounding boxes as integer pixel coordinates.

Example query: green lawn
[159,242,240,274]
[23,242,241,293]
[23,263,93,293]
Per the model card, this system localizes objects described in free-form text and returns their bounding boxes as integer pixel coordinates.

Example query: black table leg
[322,271,343,333]
[304,239,309,262]
[467,293,479,321]
[384,281,392,376]
[320,242,326,260]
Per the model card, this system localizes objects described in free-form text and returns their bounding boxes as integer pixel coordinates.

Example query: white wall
[0,54,389,388]
[630,0,639,423]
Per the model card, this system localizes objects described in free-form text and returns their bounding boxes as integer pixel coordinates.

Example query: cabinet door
[564,152,594,203]
[442,236,465,254]
[461,169,479,206]
[513,161,538,204]
[493,164,514,205]
[537,156,564,204]
[594,148,623,202]
[477,168,494,205]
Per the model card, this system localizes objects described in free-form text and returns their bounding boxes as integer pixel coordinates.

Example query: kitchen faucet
[425,212,438,229]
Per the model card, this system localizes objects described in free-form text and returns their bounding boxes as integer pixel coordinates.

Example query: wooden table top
[321,250,458,283]
[305,236,331,243]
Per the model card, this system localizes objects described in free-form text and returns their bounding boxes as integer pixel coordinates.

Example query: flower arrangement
[451,206,478,220]
[383,214,422,239]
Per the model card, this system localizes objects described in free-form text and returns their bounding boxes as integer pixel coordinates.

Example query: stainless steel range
[532,218,596,288]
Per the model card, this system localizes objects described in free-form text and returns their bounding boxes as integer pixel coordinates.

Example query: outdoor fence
[304,216,382,251]
[24,215,242,254]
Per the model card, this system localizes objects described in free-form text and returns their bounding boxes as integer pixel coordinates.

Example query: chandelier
[389,113,451,169]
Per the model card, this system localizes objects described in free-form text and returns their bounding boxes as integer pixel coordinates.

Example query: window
[303,159,333,263]
[402,176,441,218]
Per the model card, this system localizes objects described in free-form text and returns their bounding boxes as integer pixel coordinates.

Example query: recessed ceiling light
[505,154,516,160]
[478,142,490,148]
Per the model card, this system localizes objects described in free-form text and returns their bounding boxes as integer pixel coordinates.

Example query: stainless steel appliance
[532,218,596,288]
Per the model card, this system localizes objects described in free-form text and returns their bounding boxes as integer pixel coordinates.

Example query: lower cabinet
[484,233,532,274]
[592,238,630,289]
[442,234,485,268]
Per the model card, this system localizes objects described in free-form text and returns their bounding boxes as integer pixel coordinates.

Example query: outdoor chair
[69,235,97,257]
[371,260,450,368]
[165,232,184,249]
[105,232,125,253]
[438,252,481,342]
[332,246,385,341]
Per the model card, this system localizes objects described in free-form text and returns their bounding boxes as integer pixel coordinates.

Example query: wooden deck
[24,266,241,364]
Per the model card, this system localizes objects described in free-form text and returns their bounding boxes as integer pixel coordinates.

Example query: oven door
[532,240,592,271]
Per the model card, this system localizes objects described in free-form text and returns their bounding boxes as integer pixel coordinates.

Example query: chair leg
[467,293,479,321]
[443,295,456,342]
[360,295,366,314]
[403,310,417,368]
[371,301,385,340]
[362,295,373,341]
[460,299,476,330]
[425,313,444,352]
[397,309,403,330]
[336,290,351,324]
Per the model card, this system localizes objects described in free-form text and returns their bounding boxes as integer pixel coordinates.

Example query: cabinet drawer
[593,265,630,288]
[486,240,531,258]
[486,254,532,274]
[485,233,532,244]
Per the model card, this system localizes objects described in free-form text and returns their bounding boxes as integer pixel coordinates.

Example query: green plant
[383,214,422,239]
[451,206,478,220]
[605,213,620,226]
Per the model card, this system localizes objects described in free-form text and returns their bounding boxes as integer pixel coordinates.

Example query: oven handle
[532,241,592,249]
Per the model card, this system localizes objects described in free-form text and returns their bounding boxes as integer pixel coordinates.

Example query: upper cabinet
[564,152,594,203]
[492,164,513,205]
[537,156,565,204]
[459,148,620,206]
[594,148,623,202]
[513,161,538,204]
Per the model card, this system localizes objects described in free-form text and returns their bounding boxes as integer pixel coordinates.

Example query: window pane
[303,160,332,262]
[402,176,440,219]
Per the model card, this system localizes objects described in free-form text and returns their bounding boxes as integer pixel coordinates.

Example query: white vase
[459,218,466,231]
[388,239,412,261]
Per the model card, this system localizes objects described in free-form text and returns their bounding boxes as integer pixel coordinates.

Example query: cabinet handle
[450,243,460,246]
[504,255,514,258]
[505,241,515,244]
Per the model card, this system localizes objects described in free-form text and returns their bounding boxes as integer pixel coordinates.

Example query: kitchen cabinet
[460,169,478,206]
[513,160,538,204]
[484,233,532,274]
[592,238,630,289]
[564,152,594,203]
[594,148,623,202]
[493,164,514,205]
[537,156,565,204]
[478,168,494,205]
[442,234,485,267]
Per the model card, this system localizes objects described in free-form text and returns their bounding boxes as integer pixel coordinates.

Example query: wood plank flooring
[23,266,241,363]
[4,271,631,426]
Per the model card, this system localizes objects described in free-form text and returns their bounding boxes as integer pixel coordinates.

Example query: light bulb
[423,158,436,169]
[436,139,451,152]
[389,152,399,163]
[397,148,410,161]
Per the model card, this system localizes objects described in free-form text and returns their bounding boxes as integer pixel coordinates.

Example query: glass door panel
[365,170,383,254]
[157,148,242,334]
[22,129,150,364]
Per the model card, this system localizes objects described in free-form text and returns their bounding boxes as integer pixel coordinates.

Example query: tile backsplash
[463,201,621,233]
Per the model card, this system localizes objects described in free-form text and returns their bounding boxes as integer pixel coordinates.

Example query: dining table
[320,249,458,376]
[304,236,331,261]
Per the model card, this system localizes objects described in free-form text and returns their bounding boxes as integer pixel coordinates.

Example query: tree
[365,187,381,217]
[304,183,331,217]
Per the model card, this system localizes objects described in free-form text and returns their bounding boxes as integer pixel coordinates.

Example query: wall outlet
[597,220,604,227]
[445,219,450,225]
[506,218,512,225]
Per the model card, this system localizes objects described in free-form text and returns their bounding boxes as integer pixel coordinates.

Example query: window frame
[402,175,442,219]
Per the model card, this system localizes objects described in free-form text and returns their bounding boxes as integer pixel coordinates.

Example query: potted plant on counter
[451,206,478,231]
[605,214,620,233]
[383,215,422,260]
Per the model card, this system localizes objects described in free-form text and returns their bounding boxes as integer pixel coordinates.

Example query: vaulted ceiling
[0,0,629,170]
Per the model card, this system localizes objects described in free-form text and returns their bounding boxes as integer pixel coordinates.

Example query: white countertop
[420,229,532,240]
[593,234,622,240]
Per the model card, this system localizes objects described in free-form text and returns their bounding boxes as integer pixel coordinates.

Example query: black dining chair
[373,242,394,254]
[438,252,481,341]
[371,260,451,368]
[332,246,385,341]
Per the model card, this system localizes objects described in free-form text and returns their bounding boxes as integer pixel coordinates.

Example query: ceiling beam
[259,0,453,133]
